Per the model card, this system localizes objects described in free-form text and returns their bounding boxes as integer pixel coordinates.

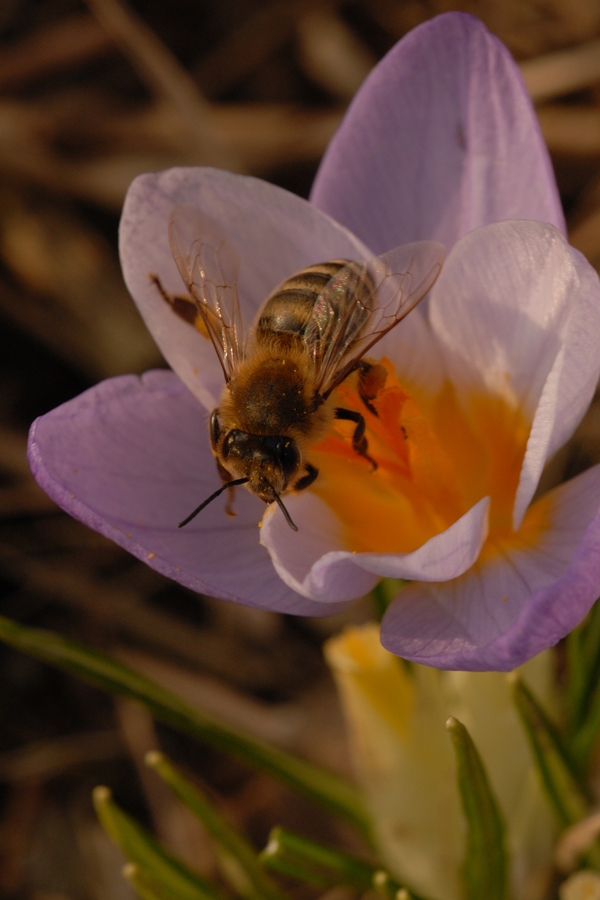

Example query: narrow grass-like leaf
[93,787,227,900]
[572,678,600,771]
[510,675,589,827]
[260,827,432,900]
[567,628,587,734]
[446,716,507,900]
[124,863,176,900]
[261,826,375,890]
[567,597,600,736]
[146,751,288,900]
[510,676,600,869]
[0,614,370,841]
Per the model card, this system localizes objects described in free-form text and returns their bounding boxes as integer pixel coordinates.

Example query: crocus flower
[27,13,600,670]
[325,623,555,900]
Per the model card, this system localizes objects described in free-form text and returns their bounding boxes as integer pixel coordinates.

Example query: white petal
[430,221,577,413]
[429,220,600,528]
[514,246,600,527]
[260,493,379,602]
[261,493,490,603]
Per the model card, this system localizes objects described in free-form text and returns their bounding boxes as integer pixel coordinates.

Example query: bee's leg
[294,464,319,491]
[335,408,378,471]
[357,360,387,416]
[216,459,238,517]
[149,273,199,326]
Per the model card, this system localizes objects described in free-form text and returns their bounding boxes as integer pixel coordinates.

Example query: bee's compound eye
[209,409,221,450]
[277,438,300,480]
[222,429,244,459]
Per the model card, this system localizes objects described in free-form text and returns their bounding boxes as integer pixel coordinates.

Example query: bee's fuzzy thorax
[217,339,332,447]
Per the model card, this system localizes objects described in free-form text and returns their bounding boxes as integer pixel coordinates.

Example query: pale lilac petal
[27,370,346,616]
[262,493,489,602]
[375,305,445,396]
[429,220,600,528]
[260,493,379,603]
[380,464,600,670]
[311,13,564,254]
[120,167,372,410]
[514,246,600,527]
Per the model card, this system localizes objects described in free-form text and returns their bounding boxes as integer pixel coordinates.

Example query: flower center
[308,358,533,554]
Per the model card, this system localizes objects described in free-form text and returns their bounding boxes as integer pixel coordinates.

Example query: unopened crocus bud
[325,623,556,900]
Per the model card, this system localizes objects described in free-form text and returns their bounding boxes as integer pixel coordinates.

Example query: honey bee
[156,204,444,531]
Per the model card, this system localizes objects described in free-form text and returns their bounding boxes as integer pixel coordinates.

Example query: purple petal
[380,464,600,670]
[120,167,372,410]
[27,370,346,616]
[310,13,564,254]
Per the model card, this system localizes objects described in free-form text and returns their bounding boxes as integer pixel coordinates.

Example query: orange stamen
[308,357,536,556]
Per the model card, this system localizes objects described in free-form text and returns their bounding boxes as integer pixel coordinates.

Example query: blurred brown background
[1,1,600,898]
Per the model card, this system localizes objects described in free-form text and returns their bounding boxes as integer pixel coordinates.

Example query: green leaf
[510,675,600,869]
[446,716,508,900]
[567,597,600,737]
[146,751,288,900]
[510,675,589,827]
[260,827,433,900]
[124,863,177,900]
[260,825,375,891]
[93,787,227,900]
[572,678,600,771]
[370,579,407,620]
[0,614,370,841]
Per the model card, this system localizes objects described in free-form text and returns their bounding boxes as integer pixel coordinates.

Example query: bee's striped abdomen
[256,260,349,342]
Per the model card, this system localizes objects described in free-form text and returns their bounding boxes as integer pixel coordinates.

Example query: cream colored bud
[559,870,600,900]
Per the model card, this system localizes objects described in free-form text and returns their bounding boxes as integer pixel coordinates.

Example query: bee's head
[222,430,300,501]
[199,411,299,530]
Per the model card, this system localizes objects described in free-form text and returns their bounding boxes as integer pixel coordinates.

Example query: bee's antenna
[269,485,298,532]
[178,478,249,527]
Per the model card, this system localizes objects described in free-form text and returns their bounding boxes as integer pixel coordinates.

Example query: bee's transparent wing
[168,204,243,382]
[308,241,445,399]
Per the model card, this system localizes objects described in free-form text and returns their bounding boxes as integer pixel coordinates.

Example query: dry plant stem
[0,482,59,517]
[0,99,182,208]
[83,0,240,171]
[520,38,600,103]
[0,544,258,680]
[196,0,333,97]
[0,779,41,894]
[296,8,377,101]
[0,428,57,518]
[537,105,600,156]
[0,94,337,208]
[0,14,111,90]
[570,208,600,268]
[210,104,343,171]
[0,194,160,376]
[0,731,124,783]
[0,543,290,690]
[115,649,304,747]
